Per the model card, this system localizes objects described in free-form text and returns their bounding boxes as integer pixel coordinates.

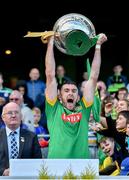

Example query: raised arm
[42,36,57,102]
[83,33,107,104]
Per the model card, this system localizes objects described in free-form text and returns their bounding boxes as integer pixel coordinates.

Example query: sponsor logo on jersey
[62,113,82,123]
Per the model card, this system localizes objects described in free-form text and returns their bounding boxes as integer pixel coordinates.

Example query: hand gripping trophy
[24,13,99,56]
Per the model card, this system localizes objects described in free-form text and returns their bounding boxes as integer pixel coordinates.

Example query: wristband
[95,44,101,49]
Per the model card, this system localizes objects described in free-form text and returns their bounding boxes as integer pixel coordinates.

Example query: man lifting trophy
[24,13,107,159]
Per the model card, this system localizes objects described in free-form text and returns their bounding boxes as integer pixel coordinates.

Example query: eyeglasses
[4,111,20,116]
[9,98,19,101]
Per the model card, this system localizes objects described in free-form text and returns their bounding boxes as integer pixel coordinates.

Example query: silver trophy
[24,13,98,56]
[53,13,98,56]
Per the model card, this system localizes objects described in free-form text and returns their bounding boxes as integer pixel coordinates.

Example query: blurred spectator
[101,94,118,119]
[120,157,129,175]
[95,111,129,158]
[97,80,108,101]
[15,80,34,109]
[116,99,129,114]
[27,68,46,105]
[88,112,98,159]
[0,72,13,119]
[78,71,88,98]
[125,118,129,153]
[116,87,128,101]
[0,72,12,107]
[32,107,49,141]
[107,65,128,93]
[9,75,19,89]
[78,80,87,98]
[56,65,71,90]
[82,71,88,81]
[9,90,34,132]
[99,137,122,175]
[32,107,49,158]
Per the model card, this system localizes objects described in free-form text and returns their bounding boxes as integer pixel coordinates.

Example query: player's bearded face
[60,84,78,110]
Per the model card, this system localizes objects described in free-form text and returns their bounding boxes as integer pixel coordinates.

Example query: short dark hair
[98,137,114,147]
[118,87,128,94]
[59,80,78,90]
[118,110,129,124]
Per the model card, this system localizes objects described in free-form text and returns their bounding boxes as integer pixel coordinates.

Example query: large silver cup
[53,13,98,56]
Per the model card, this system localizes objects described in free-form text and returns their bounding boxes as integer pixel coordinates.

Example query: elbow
[46,70,55,78]
[46,70,55,82]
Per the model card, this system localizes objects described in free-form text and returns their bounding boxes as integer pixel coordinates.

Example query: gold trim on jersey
[82,97,93,108]
[46,96,57,106]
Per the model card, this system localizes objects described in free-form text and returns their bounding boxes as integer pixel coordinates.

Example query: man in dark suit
[0,102,42,176]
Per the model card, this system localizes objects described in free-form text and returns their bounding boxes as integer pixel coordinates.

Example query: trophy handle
[24,31,55,43]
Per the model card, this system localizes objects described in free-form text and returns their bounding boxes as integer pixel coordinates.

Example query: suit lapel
[2,129,9,162]
[18,129,25,158]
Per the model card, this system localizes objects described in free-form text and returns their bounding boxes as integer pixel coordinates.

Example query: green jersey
[45,97,92,159]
